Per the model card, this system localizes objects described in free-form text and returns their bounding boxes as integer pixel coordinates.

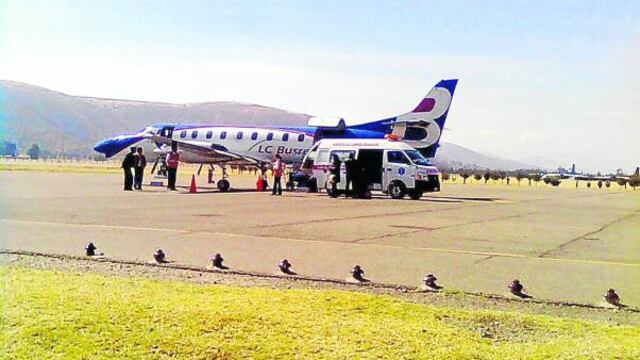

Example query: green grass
[1,268,639,359]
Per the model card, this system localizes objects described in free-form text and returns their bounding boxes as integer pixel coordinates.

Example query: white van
[300,139,440,199]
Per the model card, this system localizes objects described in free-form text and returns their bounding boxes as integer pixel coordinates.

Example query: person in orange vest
[166,142,180,191]
[271,154,284,196]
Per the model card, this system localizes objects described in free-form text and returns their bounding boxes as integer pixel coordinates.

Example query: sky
[0,0,638,172]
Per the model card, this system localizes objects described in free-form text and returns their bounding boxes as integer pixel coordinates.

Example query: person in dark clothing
[356,161,370,198]
[330,154,341,197]
[344,153,357,198]
[133,147,147,190]
[121,147,136,191]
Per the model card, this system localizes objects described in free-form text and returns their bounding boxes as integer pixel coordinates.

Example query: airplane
[94,79,458,191]
[541,164,638,182]
[541,164,590,180]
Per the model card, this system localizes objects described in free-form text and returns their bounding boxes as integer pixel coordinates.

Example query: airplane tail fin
[351,79,458,158]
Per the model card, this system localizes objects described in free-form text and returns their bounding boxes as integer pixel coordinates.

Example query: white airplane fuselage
[155,126,316,165]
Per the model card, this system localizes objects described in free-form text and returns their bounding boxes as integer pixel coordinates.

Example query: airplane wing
[154,135,261,165]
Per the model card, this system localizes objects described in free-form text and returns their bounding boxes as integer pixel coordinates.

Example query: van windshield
[405,150,430,166]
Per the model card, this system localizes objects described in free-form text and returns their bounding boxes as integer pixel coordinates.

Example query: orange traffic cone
[256,176,264,191]
[189,174,197,193]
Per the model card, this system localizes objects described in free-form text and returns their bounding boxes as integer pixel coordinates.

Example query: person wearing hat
[121,147,136,191]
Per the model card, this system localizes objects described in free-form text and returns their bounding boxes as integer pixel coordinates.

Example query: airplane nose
[93,134,144,158]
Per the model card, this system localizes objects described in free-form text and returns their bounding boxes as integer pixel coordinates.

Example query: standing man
[166,142,180,191]
[329,154,341,197]
[271,154,284,196]
[121,147,136,191]
[133,147,147,190]
[344,153,357,198]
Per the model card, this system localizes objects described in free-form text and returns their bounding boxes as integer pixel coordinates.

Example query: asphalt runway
[1,170,639,306]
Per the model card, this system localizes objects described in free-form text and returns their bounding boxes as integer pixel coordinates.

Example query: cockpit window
[404,150,429,165]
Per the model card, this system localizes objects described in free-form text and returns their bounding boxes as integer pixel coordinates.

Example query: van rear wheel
[388,182,406,200]
[409,190,423,200]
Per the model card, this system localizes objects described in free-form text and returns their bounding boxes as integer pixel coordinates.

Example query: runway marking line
[3,218,639,268]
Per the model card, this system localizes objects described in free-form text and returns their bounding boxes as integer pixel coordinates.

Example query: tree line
[440,169,640,190]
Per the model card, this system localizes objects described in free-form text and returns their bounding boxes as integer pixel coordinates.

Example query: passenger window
[191,130,198,139]
[180,131,187,138]
[282,133,289,142]
[297,134,305,142]
[267,133,273,141]
[206,131,213,139]
[220,131,227,140]
[236,131,243,140]
[251,132,258,140]
[387,151,410,164]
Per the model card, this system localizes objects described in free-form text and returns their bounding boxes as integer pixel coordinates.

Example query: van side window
[267,133,273,141]
[387,151,410,164]
[282,133,289,142]
[316,149,330,164]
[220,131,227,140]
[330,150,356,162]
[251,132,258,140]
[236,131,243,140]
[206,131,213,139]
[180,131,187,138]
[191,130,198,139]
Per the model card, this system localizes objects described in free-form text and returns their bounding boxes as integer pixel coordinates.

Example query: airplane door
[383,150,412,190]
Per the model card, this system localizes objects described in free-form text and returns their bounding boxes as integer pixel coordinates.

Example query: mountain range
[0,80,540,170]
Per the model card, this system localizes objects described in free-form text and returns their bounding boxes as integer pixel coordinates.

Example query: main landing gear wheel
[388,181,406,200]
[217,179,230,192]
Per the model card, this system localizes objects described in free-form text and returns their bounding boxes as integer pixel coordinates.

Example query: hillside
[434,142,539,171]
[0,80,309,156]
[0,80,539,170]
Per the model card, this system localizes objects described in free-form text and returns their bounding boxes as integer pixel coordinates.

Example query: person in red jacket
[271,154,284,196]
[166,142,180,191]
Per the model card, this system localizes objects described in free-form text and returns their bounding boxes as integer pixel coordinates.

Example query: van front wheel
[388,182,406,200]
